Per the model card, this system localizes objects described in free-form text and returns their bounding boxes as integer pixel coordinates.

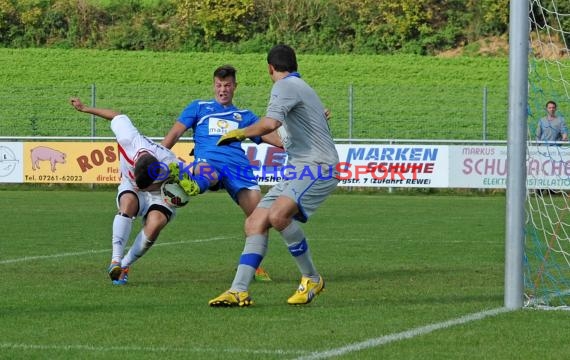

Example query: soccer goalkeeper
[208,45,340,307]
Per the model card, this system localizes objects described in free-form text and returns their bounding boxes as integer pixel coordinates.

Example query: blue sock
[192,175,210,194]
[231,235,268,291]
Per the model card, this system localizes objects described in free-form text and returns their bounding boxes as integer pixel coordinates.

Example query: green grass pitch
[1,189,570,359]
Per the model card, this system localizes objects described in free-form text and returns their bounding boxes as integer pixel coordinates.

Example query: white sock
[121,230,154,268]
[111,214,133,263]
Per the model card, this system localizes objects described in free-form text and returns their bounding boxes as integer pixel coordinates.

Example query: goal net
[525,0,570,308]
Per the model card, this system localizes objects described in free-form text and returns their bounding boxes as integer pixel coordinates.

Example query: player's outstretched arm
[259,109,328,148]
[162,121,187,149]
[218,117,281,146]
[70,97,121,121]
[261,131,283,148]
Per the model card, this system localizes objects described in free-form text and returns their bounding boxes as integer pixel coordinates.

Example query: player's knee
[244,216,259,235]
[268,210,288,231]
[117,211,135,219]
[245,213,267,235]
[118,191,138,214]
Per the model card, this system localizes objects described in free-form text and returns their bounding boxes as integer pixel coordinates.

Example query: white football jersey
[111,114,177,187]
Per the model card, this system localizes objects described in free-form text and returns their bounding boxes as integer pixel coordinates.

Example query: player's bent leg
[267,196,300,231]
[142,205,170,239]
[118,206,169,284]
[194,162,219,186]
[109,191,138,282]
[209,290,253,307]
[244,207,271,236]
[237,190,270,281]
[236,188,262,217]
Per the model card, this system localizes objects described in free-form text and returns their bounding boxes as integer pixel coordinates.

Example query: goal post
[505,0,529,310]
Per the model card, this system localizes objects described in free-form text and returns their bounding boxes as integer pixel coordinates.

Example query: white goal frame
[505,0,529,309]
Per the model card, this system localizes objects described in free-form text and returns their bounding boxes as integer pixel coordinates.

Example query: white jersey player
[70,97,198,285]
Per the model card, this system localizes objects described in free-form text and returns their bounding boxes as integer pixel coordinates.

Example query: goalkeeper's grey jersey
[266,74,339,167]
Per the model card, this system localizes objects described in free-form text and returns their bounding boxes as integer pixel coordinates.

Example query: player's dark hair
[267,44,298,72]
[134,153,159,189]
[214,65,237,81]
[546,100,557,108]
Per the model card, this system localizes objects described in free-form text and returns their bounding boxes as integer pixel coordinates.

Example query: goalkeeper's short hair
[134,153,159,189]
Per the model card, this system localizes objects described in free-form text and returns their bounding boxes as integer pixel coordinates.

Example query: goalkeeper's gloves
[217,129,246,146]
[168,162,199,196]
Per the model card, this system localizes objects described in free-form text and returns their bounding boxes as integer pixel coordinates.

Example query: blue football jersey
[178,99,261,166]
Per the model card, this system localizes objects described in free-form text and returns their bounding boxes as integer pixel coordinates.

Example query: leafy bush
[0,0,512,55]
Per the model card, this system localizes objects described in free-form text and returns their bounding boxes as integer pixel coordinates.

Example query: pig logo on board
[31,146,66,172]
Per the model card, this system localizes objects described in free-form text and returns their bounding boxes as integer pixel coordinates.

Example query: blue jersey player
[162,65,281,281]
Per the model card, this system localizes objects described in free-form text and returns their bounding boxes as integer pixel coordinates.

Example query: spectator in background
[537,100,568,144]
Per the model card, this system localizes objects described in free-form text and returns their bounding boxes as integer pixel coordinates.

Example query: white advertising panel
[449,145,570,189]
[0,142,23,183]
[5,140,570,190]
[335,144,449,187]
